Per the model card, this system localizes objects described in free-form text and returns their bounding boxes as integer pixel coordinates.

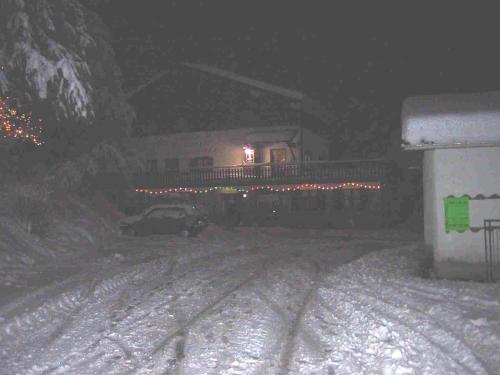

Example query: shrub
[48,142,132,199]
[7,183,52,237]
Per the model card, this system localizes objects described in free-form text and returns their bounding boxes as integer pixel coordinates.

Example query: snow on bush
[0,0,133,130]
[5,182,51,236]
[48,142,130,194]
[0,70,8,93]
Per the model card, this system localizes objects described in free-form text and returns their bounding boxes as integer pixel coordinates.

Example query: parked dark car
[120,203,208,237]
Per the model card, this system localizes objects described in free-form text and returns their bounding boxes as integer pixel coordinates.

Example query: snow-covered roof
[184,62,305,100]
[184,62,336,125]
[402,91,500,149]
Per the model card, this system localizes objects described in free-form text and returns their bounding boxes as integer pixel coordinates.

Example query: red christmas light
[134,182,382,195]
[0,97,44,146]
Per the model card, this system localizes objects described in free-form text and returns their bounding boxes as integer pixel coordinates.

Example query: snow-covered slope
[0,193,120,291]
[0,216,53,287]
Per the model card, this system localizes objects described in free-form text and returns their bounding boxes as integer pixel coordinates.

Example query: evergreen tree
[0,0,133,160]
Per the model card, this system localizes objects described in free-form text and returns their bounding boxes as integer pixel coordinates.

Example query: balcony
[134,160,390,189]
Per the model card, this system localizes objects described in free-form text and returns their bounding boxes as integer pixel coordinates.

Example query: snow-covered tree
[0,0,133,152]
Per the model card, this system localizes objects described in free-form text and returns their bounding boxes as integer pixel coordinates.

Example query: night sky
[92,1,500,134]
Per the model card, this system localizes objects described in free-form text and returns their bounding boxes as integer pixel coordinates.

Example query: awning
[245,128,299,144]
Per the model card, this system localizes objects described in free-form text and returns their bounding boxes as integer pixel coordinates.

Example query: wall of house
[125,125,303,171]
[423,151,437,247]
[424,146,500,280]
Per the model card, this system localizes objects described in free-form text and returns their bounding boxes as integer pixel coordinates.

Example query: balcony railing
[135,160,390,189]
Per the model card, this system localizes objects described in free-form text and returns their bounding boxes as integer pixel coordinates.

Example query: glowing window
[244,147,255,163]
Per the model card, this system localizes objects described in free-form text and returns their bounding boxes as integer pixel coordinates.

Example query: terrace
[134,159,390,190]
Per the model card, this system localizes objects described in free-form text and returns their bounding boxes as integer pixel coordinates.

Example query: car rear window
[147,207,186,219]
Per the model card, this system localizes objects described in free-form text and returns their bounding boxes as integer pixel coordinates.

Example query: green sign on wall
[444,197,470,232]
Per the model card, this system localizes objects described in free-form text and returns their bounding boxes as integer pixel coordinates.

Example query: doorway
[270,148,287,178]
[270,148,287,164]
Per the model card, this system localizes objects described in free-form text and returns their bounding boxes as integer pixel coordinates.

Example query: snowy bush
[52,160,84,192]
[7,182,52,236]
[48,142,132,202]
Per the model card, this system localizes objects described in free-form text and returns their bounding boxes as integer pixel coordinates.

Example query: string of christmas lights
[0,96,44,146]
[135,182,382,195]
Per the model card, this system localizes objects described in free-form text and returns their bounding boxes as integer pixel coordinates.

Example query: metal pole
[484,220,489,281]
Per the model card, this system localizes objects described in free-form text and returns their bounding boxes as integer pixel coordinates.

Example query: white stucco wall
[423,151,437,247]
[424,146,500,279]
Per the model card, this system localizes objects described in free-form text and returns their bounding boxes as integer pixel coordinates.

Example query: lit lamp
[243,146,255,163]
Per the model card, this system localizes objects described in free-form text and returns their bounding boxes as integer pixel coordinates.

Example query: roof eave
[402,141,500,151]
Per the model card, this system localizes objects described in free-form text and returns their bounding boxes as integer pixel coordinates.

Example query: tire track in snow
[0,254,178,374]
[350,284,491,375]
[28,256,180,372]
[151,261,268,361]
[27,254,267,374]
[98,252,266,337]
[0,234,225,325]
[277,261,322,375]
[0,252,171,338]
[86,253,266,368]
[44,277,99,345]
[389,280,500,310]
[327,287,485,375]
[1,272,142,375]
[251,288,323,354]
[139,255,265,318]
[0,264,143,343]
[250,247,373,374]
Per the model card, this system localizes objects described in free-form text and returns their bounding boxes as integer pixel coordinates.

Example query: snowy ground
[0,226,499,375]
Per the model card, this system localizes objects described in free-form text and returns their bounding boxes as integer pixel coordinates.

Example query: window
[147,209,167,219]
[164,158,179,171]
[147,208,185,219]
[189,156,213,169]
[244,147,255,163]
[146,159,158,173]
[270,148,287,163]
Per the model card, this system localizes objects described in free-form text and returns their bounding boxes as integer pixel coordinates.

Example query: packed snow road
[0,226,498,375]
